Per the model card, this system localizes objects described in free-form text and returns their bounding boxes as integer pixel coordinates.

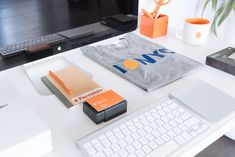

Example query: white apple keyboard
[77,98,208,157]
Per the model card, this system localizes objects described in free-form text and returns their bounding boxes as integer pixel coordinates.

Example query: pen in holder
[140,14,169,38]
[140,0,170,38]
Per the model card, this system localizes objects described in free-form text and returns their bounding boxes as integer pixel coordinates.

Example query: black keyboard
[0,34,66,58]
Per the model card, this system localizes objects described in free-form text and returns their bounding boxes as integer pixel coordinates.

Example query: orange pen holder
[140,14,169,38]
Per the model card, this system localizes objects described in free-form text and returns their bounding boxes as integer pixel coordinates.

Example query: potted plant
[201,0,235,36]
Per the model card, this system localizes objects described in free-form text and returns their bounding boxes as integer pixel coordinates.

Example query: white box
[0,80,52,157]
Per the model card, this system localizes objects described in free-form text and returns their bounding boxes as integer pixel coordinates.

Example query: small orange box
[140,14,169,38]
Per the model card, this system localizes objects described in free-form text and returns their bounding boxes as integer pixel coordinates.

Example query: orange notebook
[47,66,104,106]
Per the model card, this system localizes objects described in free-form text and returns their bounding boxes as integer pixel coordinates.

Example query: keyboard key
[178,124,187,131]
[172,110,180,116]
[167,131,176,138]
[158,127,166,134]
[182,132,192,140]
[141,119,149,125]
[166,100,173,104]
[174,136,186,145]
[94,143,104,151]
[116,132,124,139]
[169,120,177,127]
[125,136,134,144]
[94,152,106,157]
[147,116,155,122]
[185,117,200,127]
[126,121,133,126]
[133,117,139,122]
[128,154,137,157]
[109,135,118,143]
[150,108,156,113]
[139,137,148,145]
[135,122,143,129]
[145,133,155,141]
[118,148,128,157]
[155,137,164,145]
[138,129,147,136]
[177,107,185,113]
[161,103,167,107]
[201,124,208,130]
[129,125,137,132]
[86,147,97,156]
[122,128,131,136]
[168,103,179,110]
[180,112,192,120]
[163,107,171,113]
[192,125,200,130]
[156,119,164,126]
[111,153,120,157]
[173,127,182,134]
[91,138,99,145]
[101,139,111,147]
[111,143,120,152]
[133,141,142,149]
[83,142,92,149]
[131,133,140,140]
[152,113,160,119]
[126,145,135,154]
[106,131,113,137]
[163,124,172,130]
[143,126,153,132]
[161,134,170,142]
[151,130,160,138]
[146,140,179,157]
[99,135,106,141]
[120,124,127,129]
[144,111,151,116]
[142,145,152,154]
[118,140,127,148]
[103,147,113,156]
[158,110,166,116]
[161,116,169,122]
[149,122,158,129]
[190,131,198,137]
[175,117,183,123]
[148,141,158,150]
[113,127,120,133]
[135,149,145,157]
[167,113,175,119]
[138,114,145,119]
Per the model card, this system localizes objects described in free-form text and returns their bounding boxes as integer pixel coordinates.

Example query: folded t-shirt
[81,33,201,91]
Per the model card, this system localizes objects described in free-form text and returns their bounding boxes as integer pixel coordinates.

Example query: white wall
[139,0,235,44]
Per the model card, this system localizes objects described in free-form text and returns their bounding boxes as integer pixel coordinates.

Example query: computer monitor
[0,0,138,70]
[0,0,138,46]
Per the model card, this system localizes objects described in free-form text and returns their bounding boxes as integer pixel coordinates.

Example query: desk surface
[1,29,235,157]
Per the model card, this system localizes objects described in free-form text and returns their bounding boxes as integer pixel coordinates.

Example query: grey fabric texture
[81,33,201,91]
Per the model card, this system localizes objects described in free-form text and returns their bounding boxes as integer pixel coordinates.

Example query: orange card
[86,90,124,112]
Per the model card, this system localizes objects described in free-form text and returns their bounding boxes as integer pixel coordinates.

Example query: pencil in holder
[140,14,169,38]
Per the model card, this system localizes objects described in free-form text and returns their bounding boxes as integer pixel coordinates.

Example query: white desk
[1,29,235,157]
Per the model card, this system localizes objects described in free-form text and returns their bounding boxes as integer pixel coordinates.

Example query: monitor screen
[0,0,138,47]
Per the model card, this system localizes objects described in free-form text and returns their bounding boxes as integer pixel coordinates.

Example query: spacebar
[146,140,179,157]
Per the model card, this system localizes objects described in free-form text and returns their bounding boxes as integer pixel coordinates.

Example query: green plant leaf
[233,2,235,10]
[211,3,225,36]
[211,0,218,9]
[217,0,234,27]
[201,0,210,17]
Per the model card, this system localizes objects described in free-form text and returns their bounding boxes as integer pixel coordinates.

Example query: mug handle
[174,23,184,40]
